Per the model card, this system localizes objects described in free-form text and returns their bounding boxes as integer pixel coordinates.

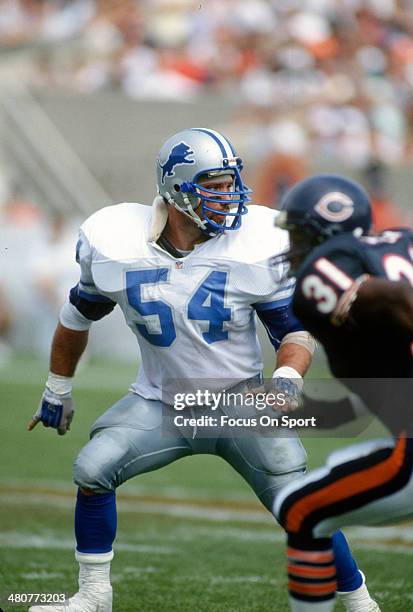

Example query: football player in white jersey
[27,128,375,612]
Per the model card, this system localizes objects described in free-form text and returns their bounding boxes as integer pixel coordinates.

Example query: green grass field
[1,355,412,611]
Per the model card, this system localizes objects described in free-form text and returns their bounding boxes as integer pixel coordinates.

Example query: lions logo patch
[314,191,354,223]
[159,142,195,184]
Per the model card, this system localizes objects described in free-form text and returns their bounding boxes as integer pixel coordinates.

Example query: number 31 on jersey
[302,251,413,315]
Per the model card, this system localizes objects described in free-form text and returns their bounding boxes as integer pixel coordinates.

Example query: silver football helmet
[156,127,251,235]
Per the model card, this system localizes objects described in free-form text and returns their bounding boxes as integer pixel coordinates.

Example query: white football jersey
[73,200,293,404]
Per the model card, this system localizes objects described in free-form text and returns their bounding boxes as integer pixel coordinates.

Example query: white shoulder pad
[81,202,152,260]
[223,205,290,265]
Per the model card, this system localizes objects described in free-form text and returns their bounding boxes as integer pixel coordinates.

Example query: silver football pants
[73,383,307,515]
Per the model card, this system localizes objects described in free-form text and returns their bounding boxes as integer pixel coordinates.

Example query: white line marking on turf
[123,566,158,575]
[4,492,272,524]
[111,567,159,582]
[169,524,285,542]
[162,524,413,555]
[0,479,254,504]
[3,491,413,556]
[341,525,413,543]
[211,576,279,586]
[0,532,176,554]
[22,572,64,580]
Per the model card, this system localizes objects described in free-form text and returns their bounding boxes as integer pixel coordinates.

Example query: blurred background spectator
[0,277,13,367]
[0,0,412,360]
[28,213,79,356]
[1,2,413,185]
[362,157,408,231]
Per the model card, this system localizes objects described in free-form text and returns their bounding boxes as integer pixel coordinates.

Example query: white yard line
[0,531,176,554]
[4,492,273,524]
[0,479,253,504]
[3,490,413,556]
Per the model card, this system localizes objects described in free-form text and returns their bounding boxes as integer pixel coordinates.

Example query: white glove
[271,366,303,413]
[28,373,74,436]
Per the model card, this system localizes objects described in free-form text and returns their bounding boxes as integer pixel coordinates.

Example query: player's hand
[28,387,74,435]
[271,367,303,413]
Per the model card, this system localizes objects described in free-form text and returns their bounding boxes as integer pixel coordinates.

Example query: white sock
[337,570,374,612]
[75,551,113,593]
[337,580,375,611]
[289,596,335,611]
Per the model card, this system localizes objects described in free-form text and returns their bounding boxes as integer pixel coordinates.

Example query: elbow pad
[69,284,116,321]
[59,300,93,331]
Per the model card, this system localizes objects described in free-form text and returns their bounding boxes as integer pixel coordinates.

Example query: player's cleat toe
[28,588,112,612]
[337,572,380,612]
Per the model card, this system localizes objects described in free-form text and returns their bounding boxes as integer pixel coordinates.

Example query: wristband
[46,372,73,396]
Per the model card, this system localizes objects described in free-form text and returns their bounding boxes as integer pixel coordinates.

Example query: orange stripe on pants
[285,434,407,533]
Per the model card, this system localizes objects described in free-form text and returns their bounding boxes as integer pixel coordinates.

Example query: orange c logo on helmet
[314,192,354,223]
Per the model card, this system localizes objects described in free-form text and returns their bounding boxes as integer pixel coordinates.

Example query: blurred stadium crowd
[0,0,412,359]
[2,0,413,170]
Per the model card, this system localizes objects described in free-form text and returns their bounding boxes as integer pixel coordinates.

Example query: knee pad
[73,452,115,493]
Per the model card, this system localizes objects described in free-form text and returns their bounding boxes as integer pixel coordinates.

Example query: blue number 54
[126,269,231,347]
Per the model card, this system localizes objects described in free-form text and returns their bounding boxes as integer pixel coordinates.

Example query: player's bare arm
[247,338,314,412]
[351,278,413,335]
[49,323,89,376]
[267,335,314,413]
[27,324,88,434]
[275,337,313,377]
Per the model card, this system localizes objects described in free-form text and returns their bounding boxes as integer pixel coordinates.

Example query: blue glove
[271,366,303,413]
[28,386,74,435]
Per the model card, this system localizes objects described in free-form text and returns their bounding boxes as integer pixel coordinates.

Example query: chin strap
[164,191,219,236]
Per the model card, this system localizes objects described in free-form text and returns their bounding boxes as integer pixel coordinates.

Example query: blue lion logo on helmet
[159,142,195,184]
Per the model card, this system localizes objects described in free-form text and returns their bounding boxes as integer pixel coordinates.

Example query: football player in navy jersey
[274,174,413,612]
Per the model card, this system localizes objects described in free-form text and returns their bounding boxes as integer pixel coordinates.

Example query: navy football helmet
[157,128,251,236]
[275,174,372,273]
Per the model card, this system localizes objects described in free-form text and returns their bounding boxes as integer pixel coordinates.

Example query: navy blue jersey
[294,228,413,380]
[293,228,413,432]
